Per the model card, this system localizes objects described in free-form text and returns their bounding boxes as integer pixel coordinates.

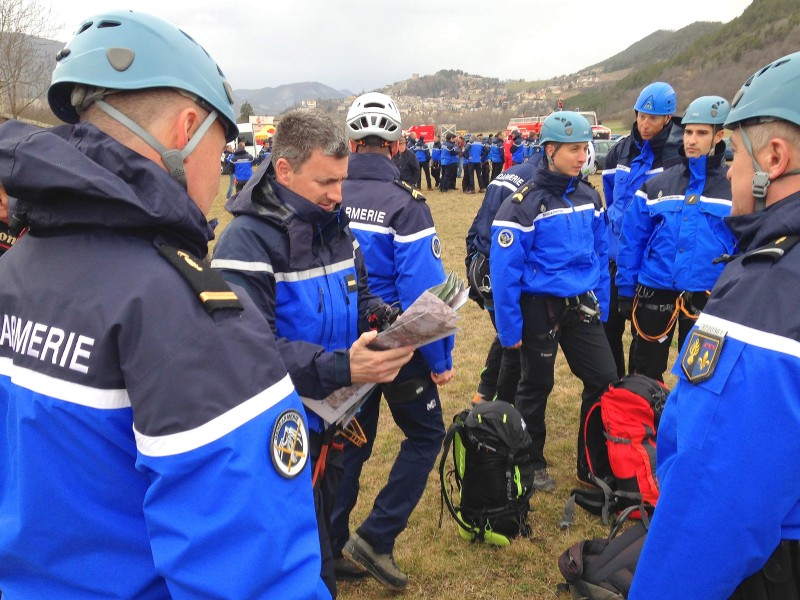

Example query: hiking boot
[533,467,556,492]
[342,533,408,591]
[333,556,368,581]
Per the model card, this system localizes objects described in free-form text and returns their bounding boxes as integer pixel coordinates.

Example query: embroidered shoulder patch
[393,179,426,202]
[271,409,309,478]
[681,327,726,384]
[431,234,442,259]
[497,228,514,248]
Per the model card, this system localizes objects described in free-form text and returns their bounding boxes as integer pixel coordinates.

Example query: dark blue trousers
[329,353,445,555]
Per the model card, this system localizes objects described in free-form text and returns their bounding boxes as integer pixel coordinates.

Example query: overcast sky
[48,0,753,93]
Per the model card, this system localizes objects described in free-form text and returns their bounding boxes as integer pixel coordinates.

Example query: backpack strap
[439,410,483,539]
[560,475,618,529]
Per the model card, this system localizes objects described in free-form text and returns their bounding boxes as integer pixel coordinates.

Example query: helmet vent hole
[77,21,93,34]
[97,20,121,29]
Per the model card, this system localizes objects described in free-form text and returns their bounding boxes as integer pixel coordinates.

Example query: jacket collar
[726,191,800,252]
[0,120,212,257]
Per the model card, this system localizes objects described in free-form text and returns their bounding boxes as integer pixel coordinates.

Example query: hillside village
[307,69,610,133]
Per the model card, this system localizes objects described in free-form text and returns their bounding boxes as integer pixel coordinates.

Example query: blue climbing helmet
[634,82,677,116]
[682,96,730,126]
[724,51,800,207]
[48,10,238,143]
[539,111,593,145]
[724,51,800,129]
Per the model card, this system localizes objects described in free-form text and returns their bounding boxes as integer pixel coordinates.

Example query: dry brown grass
[208,172,678,600]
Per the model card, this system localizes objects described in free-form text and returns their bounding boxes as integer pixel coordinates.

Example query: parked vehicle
[506,115,546,138]
[407,124,436,142]
[593,138,619,170]
[722,136,733,161]
[576,111,611,140]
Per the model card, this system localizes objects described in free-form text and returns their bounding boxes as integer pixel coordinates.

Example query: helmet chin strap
[739,125,800,212]
[95,99,218,190]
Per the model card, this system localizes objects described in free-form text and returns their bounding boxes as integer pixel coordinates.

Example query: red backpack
[561,374,668,528]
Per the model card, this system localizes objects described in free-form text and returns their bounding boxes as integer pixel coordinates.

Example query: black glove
[366,303,401,332]
[618,297,634,321]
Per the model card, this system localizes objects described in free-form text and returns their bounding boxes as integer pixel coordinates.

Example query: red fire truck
[505,111,611,140]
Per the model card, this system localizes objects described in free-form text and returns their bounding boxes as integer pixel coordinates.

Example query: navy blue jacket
[616,144,736,297]
[491,161,610,346]
[431,141,442,163]
[0,121,328,599]
[211,166,385,424]
[631,192,800,598]
[466,158,541,258]
[602,119,683,261]
[342,153,454,374]
[392,147,420,188]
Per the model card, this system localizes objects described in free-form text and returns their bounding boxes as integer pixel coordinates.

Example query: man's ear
[764,137,795,179]
[274,157,293,186]
[175,107,201,151]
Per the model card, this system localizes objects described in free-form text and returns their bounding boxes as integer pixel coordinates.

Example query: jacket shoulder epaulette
[393,179,426,202]
[742,234,800,264]
[511,178,537,203]
[157,242,243,314]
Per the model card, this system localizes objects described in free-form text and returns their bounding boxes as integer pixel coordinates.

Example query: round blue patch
[431,235,442,259]
[497,229,514,248]
[271,409,308,478]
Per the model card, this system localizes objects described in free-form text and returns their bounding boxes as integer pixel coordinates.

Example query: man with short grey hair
[211,108,413,598]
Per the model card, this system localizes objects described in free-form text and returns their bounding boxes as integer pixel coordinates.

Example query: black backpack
[557,508,648,599]
[439,401,535,546]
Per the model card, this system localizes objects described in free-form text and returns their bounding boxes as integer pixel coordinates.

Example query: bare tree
[0,0,60,119]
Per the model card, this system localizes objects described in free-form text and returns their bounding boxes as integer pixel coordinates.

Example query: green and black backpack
[439,400,535,546]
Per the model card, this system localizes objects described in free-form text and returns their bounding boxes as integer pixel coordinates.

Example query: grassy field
[208,172,677,599]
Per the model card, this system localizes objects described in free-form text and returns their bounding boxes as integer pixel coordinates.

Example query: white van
[235,122,256,157]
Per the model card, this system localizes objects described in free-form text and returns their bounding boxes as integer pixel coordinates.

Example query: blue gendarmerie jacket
[490,161,610,347]
[466,157,541,258]
[431,141,442,163]
[630,192,800,599]
[510,136,525,163]
[466,138,484,164]
[603,120,683,261]
[0,120,329,599]
[489,137,504,163]
[342,152,454,374]
[228,147,254,181]
[211,166,385,419]
[440,140,459,166]
[414,141,430,164]
[616,143,736,298]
